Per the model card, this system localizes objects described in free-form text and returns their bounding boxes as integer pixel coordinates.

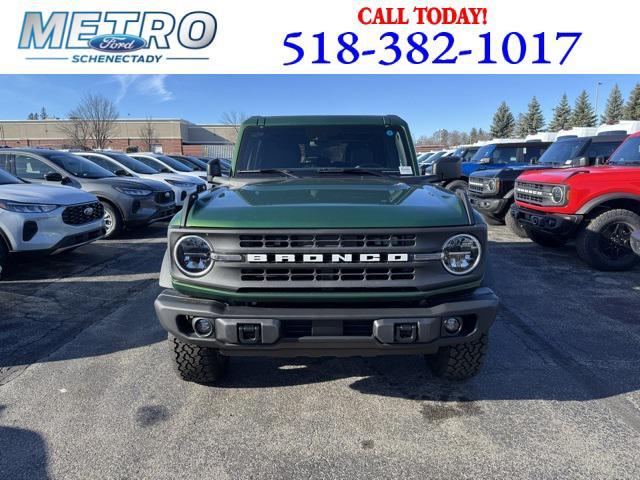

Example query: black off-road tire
[525,228,568,247]
[427,334,489,380]
[576,209,640,271]
[481,214,504,226]
[170,335,228,384]
[505,211,529,238]
[445,179,468,194]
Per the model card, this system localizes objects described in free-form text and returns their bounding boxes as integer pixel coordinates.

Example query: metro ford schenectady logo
[88,34,146,53]
[18,11,216,64]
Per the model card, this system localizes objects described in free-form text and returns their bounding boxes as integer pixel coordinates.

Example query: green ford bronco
[155,115,498,384]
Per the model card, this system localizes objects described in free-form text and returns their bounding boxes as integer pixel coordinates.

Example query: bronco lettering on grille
[247,253,410,263]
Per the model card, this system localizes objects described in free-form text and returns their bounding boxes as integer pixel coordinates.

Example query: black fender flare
[576,193,640,215]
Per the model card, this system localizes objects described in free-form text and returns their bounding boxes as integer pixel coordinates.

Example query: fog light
[192,317,214,337]
[443,317,462,334]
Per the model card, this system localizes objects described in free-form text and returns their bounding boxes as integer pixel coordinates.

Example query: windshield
[38,151,114,178]
[608,137,640,165]
[422,151,446,165]
[169,155,204,171]
[470,144,519,163]
[180,156,208,170]
[235,125,412,174]
[100,152,159,174]
[0,168,23,185]
[454,147,479,161]
[152,155,194,172]
[538,139,587,165]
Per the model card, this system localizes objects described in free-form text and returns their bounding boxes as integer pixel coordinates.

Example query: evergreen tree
[571,90,597,127]
[40,107,48,120]
[525,96,545,134]
[469,127,479,143]
[601,85,625,124]
[548,94,572,132]
[516,113,528,138]
[490,102,516,138]
[624,83,640,120]
[27,113,37,120]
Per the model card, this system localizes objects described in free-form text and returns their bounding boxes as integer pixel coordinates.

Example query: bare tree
[60,94,119,149]
[138,117,158,152]
[220,111,248,142]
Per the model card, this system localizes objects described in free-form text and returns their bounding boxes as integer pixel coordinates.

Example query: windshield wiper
[314,167,390,177]
[237,169,299,178]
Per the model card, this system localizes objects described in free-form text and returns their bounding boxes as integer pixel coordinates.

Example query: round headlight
[486,179,497,192]
[174,235,214,277]
[551,186,564,204]
[441,234,482,275]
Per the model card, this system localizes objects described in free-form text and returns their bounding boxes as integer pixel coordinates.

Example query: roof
[242,115,409,127]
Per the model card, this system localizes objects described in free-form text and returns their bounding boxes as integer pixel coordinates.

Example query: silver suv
[0,149,176,238]
[0,168,104,278]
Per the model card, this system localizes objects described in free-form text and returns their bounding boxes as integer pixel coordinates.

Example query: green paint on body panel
[183,178,469,229]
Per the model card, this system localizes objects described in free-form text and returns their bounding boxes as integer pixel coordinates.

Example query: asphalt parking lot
[0,222,639,479]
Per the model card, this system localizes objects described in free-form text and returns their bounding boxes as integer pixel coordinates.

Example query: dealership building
[0,119,237,157]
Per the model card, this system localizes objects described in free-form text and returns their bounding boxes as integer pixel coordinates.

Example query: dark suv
[154,115,499,385]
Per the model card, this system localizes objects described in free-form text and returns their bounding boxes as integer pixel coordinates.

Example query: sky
[0,75,638,138]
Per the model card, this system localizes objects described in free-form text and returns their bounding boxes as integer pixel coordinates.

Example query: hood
[0,183,97,205]
[517,167,596,184]
[471,165,549,180]
[185,178,470,229]
[462,162,530,176]
[93,177,170,191]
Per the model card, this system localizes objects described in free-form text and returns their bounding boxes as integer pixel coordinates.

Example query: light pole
[594,81,603,121]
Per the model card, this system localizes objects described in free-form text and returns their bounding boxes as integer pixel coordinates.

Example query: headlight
[0,200,58,213]
[114,186,153,196]
[551,186,565,204]
[174,235,214,277]
[441,234,482,275]
[166,179,196,187]
[486,179,499,193]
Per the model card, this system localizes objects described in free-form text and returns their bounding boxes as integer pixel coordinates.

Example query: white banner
[0,0,637,74]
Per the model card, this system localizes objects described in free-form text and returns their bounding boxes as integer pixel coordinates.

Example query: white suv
[0,168,105,277]
[74,151,206,207]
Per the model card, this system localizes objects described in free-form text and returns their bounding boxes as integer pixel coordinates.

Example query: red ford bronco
[511,131,640,271]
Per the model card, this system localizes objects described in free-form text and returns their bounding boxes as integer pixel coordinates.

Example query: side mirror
[207,158,222,182]
[576,156,589,167]
[114,169,129,177]
[44,172,63,182]
[478,157,491,164]
[594,155,606,166]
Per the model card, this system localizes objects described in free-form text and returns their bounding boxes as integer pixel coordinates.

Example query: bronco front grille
[240,267,415,282]
[468,180,485,194]
[239,233,416,249]
[514,181,546,205]
[62,202,104,225]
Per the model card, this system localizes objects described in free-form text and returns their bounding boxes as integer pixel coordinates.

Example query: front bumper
[511,204,582,236]
[468,194,511,217]
[121,192,177,226]
[154,287,499,357]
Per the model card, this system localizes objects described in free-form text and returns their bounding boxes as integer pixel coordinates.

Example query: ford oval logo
[88,34,146,53]
[83,207,94,216]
